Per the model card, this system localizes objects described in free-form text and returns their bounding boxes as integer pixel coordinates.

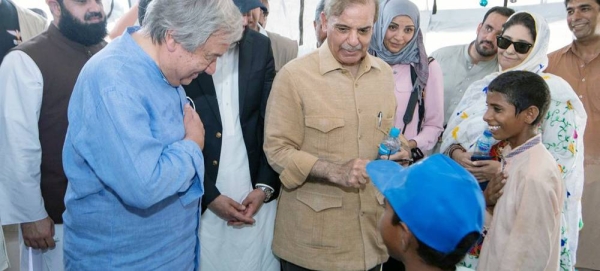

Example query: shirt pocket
[295,190,343,248]
[304,117,345,161]
[374,116,394,144]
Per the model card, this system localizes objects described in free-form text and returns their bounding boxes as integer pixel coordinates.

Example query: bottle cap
[390,127,400,137]
[483,130,492,137]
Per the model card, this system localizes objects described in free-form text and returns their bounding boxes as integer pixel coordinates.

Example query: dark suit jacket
[183,29,279,211]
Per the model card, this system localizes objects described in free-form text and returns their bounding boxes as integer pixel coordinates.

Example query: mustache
[479,40,494,46]
[84,12,104,21]
[341,43,362,51]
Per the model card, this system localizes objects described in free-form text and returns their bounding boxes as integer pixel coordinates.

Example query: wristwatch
[256,185,274,202]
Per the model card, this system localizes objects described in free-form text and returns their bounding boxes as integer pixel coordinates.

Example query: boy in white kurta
[477,71,564,271]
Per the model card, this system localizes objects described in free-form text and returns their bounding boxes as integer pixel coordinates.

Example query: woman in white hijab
[369,0,444,159]
[442,11,586,270]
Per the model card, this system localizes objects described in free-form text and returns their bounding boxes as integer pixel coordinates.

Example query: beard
[474,38,497,58]
[58,5,107,46]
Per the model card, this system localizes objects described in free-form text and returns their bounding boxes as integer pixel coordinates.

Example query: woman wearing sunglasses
[369,0,444,164]
[441,11,587,271]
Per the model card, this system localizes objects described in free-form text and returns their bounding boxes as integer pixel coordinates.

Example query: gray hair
[141,0,243,52]
[324,0,379,23]
[315,0,326,23]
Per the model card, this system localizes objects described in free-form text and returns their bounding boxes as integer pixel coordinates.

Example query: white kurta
[199,44,278,271]
[0,50,64,271]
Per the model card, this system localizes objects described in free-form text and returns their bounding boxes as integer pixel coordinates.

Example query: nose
[485,31,497,44]
[88,0,104,14]
[242,14,249,27]
[205,60,217,75]
[347,30,359,46]
[483,107,493,123]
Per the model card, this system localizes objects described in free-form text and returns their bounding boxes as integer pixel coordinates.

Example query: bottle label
[379,143,398,156]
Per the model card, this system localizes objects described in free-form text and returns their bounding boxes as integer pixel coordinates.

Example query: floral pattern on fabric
[443,11,586,269]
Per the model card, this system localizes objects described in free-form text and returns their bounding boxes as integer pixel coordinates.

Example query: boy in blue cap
[367,154,485,271]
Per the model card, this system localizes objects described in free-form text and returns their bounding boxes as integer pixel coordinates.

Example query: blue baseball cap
[233,0,267,13]
[366,154,485,254]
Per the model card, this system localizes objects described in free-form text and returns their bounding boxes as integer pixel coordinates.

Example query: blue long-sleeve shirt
[62,27,204,270]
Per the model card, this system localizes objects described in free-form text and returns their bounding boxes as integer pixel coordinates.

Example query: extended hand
[379,148,411,165]
[183,104,205,150]
[470,160,501,181]
[451,149,475,169]
[328,158,369,189]
[484,171,507,207]
[20,216,55,249]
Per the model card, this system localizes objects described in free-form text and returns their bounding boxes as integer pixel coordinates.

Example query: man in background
[0,0,107,269]
[0,0,46,61]
[183,0,280,269]
[431,6,514,126]
[546,0,600,268]
[250,0,297,71]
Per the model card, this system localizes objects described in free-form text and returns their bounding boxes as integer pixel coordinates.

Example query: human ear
[399,222,411,252]
[165,30,177,53]
[320,12,328,33]
[47,0,61,18]
[524,105,540,124]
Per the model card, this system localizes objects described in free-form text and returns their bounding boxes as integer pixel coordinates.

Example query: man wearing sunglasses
[546,0,600,269]
[431,6,514,131]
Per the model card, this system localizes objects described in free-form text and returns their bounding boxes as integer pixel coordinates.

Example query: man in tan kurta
[263,0,402,269]
[546,0,600,268]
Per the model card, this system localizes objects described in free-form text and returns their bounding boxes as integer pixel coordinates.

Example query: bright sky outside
[13,0,572,54]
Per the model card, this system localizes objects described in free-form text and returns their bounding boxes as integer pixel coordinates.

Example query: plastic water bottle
[471,130,494,161]
[378,127,402,157]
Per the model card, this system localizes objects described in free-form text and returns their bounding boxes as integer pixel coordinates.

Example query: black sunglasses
[496,36,533,54]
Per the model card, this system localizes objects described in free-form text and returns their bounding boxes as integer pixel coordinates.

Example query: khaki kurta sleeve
[264,67,318,189]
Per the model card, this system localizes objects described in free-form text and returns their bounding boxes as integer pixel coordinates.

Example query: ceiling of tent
[12,0,571,53]
[266,0,571,53]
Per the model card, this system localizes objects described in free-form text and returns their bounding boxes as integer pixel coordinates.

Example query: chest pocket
[304,117,345,161]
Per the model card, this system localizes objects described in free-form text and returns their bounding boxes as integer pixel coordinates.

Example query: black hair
[565,0,600,6]
[502,12,537,43]
[138,0,153,26]
[392,213,481,271]
[488,70,551,126]
[482,6,515,24]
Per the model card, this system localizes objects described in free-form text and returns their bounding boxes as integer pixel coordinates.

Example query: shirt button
[582,78,586,82]
[216,132,222,138]
[212,160,218,166]
[358,135,362,139]
[358,109,362,113]
[355,83,358,87]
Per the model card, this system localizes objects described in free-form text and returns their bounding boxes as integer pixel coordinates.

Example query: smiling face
[483,91,535,147]
[383,15,415,54]
[497,24,534,70]
[322,1,375,67]
[567,0,600,41]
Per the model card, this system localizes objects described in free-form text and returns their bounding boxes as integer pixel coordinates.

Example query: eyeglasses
[496,36,533,54]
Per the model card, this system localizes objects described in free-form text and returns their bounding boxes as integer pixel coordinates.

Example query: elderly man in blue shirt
[61,0,243,269]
